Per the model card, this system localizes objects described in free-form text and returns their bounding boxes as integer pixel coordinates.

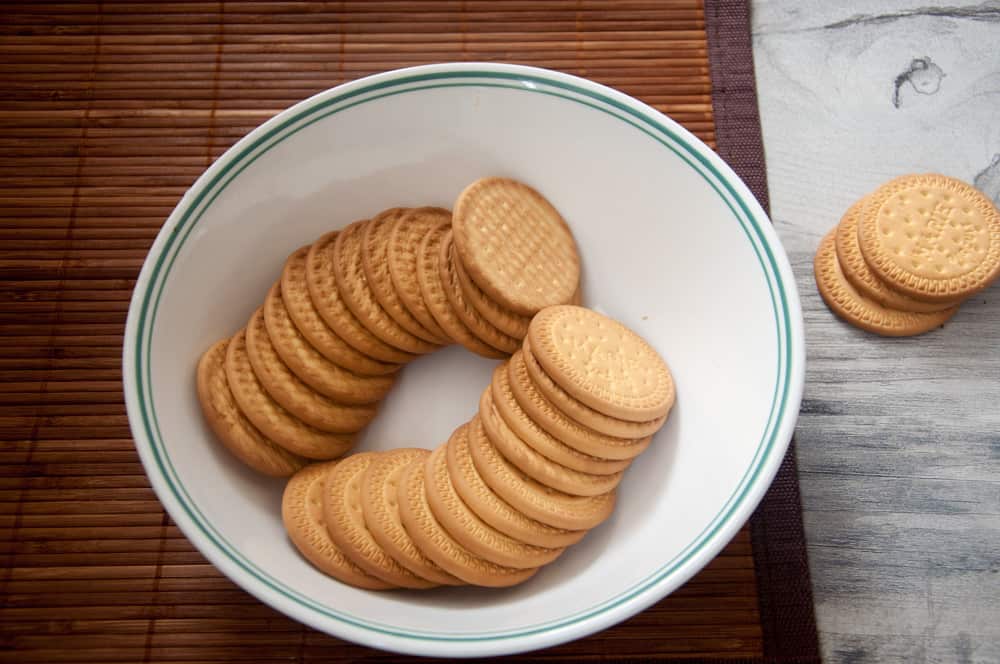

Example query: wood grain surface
[752,2,1000,662]
[0,1,768,661]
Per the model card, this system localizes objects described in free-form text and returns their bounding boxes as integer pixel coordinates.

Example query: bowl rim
[123,62,805,658]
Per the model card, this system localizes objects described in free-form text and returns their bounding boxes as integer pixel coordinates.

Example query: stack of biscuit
[281,305,675,589]
[814,173,1000,336]
[197,178,581,476]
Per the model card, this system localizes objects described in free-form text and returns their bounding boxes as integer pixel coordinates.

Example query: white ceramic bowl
[123,63,804,658]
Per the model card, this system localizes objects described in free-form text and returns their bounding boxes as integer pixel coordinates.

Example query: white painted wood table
[751,2,1000,662]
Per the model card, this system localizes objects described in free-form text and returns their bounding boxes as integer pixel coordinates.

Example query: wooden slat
[0,1,758,661]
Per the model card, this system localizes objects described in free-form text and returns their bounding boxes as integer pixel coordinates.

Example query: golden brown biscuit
[224,329,355,460]
[306,230,417,364]
[360,448,463,586]
[835,198,961,312]
[386,207,453,342]
[282,246,400,376]
[439,233,519,354]
[507,351,651,461]
[446,426,587,549]
[362,208,448,345]
[857,173,1000,302]
[527,305,675,422]
[263,284,395,405]
[452,177,580,315]
[282,461,393,590]
[480,387,623,496]
[323,452,438,589]
[815,230,957,336]
[522,337,666,438]
[415,222,506,359]
[197,339,307,477]
[467,416,616,531]
[245,307,378,433]
[333,219,440,355]
[397,456,538,588]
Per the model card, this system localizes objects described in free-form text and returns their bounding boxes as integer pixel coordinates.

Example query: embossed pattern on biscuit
[491,361,632,474]
[815,230,957,336]
[281,462,394,590]
[452,177,580,315]
[480,387,624,497]
[507,351,651,461]
[521,337,667,438]
[857,173,1000,301]
[453,247,531,339]
[835,198,960,313]
[323,453,438,589]
[333,220,440,355]
[281,246,400,376]
[362,209,447,345]
[361,449,462,586]
[197,339,307,477]
[425,430,563,568]
[439,235,519,353]
[387,207,452,342]
[467,416,616,531]
[527,305,675,421]
[446,426,586,549]
[416,225,506,359]
[224,329,355,460]
[245,307,378,433]
[263,284,395,405]
[397,456,539,587]
[307,230,417,364]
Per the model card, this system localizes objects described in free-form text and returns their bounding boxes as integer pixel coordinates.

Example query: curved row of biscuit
[196,179,582,475]
[282,306,676,589]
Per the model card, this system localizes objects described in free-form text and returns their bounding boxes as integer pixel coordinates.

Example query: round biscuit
[245,307,378,433]
[489,363,630,476]
[362,208,448,345]
[197,339,307,477]
[467,415,616,531]
[857,173,1000,302]
[424,434,563,569]
[263,283,395,405]
[387,207,452,342]
[225,329,355,460]
[527,305,675,421]
[479,387,623,497]
[282,461,393,590]
[306,230,417,364]
[360,448,462,586]
[439,233,519,354]
[415,223,506,359]
[281,246,400,376]
[333,219,440,355]
[507,351,651,461]
[323,452,438,589]
[521,337,666,438]
[397,456,538,588]
[452,177,580,315]
[835,198,962,312]
[446,427,586,549]
[453,242,530,339]
[815,230,957,336]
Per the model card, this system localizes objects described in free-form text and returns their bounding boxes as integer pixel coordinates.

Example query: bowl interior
[127,66,800,657]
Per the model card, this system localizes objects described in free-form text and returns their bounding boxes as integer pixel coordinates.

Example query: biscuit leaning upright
[197,339,307,477]
[452,177,581,316]
[527,305,675,422]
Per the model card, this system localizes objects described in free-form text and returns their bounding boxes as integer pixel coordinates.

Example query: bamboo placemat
[0,1,816,661]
